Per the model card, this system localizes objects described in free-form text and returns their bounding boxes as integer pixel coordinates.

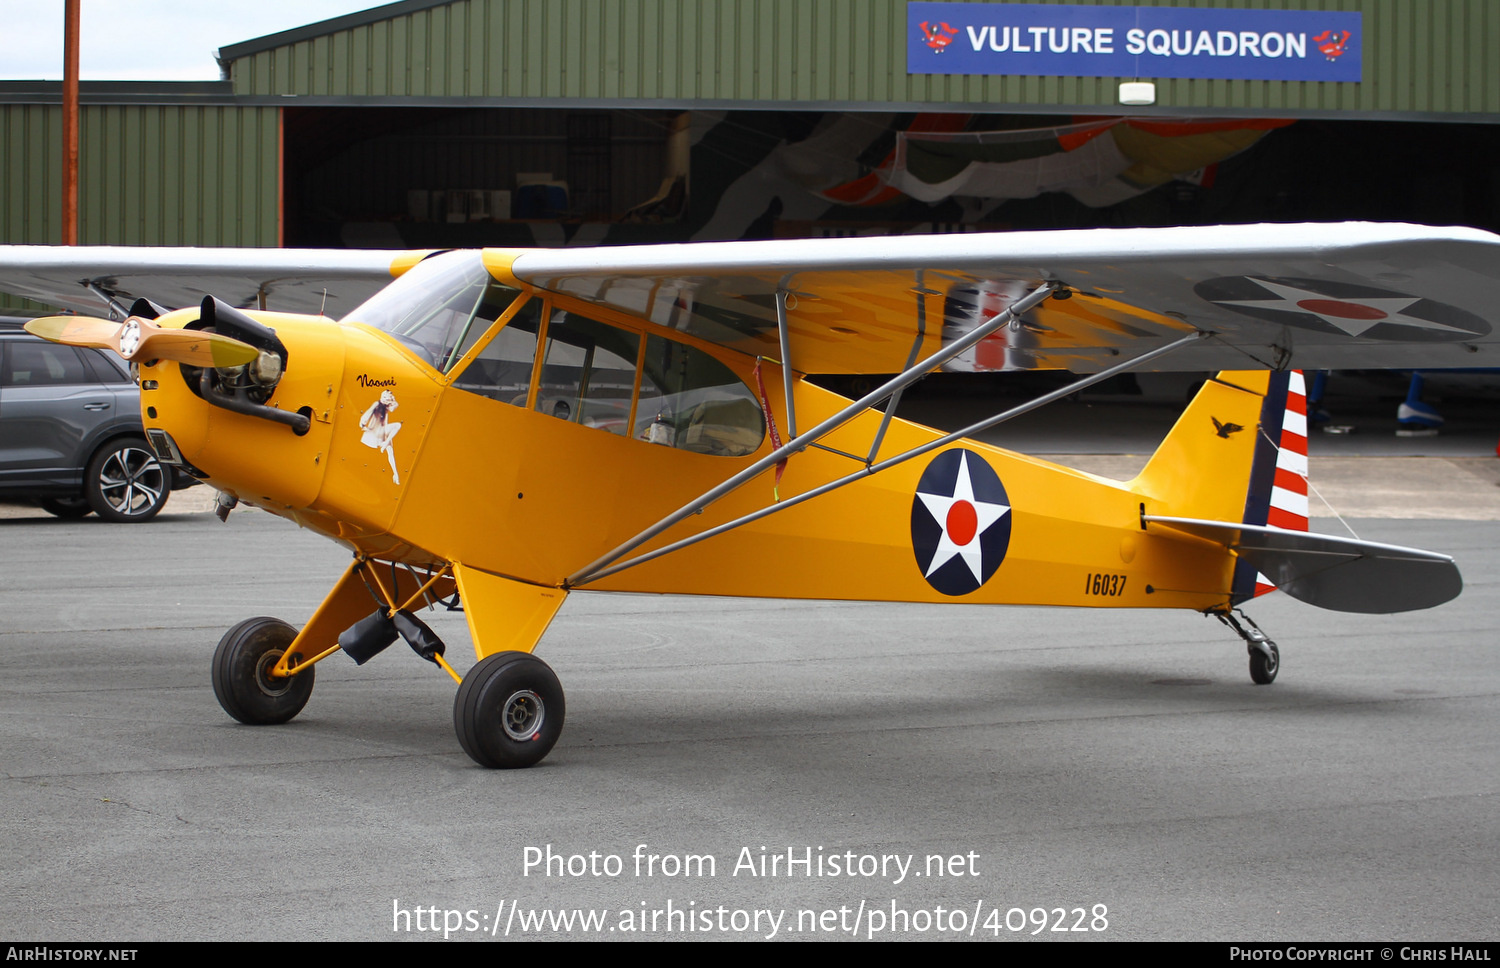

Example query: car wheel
[85,437,169,523]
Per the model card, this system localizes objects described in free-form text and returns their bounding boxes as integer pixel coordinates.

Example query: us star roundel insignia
[911,449,1012,597]
[1194,276,1490,342]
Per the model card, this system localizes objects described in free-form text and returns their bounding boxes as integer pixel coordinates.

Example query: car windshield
[343,251,520,372]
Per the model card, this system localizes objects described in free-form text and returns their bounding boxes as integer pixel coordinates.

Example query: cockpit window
[444,289,767,458]
[451,298,543,406]
[636,336,764,457]
[344,251,521,373]
[534,308,641,436]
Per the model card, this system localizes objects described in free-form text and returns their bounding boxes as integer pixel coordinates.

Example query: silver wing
[0,246,400,317]
[3,223,1498,375]
[505,221,1500,374]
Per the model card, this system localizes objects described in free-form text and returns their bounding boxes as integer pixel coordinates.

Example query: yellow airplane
[5,222,1481,768]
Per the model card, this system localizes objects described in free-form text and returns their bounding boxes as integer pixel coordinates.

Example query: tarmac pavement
[1,402,1497,941]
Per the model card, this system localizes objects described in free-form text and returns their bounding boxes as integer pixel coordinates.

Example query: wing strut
[566,279,1204,588]
[775,277,798,439]
[866,270,937,465]
[570,328,1205,587]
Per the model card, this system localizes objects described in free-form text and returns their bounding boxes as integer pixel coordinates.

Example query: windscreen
[344,251,520,372]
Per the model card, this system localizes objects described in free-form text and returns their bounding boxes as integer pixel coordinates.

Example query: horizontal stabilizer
[1144,515,1461,614]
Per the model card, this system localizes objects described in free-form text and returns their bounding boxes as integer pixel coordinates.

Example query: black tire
[85,437,169,523]
[212,617,315,725]
[1249,642,1280,685]
[454,652,565,769]
[38,497,92,519]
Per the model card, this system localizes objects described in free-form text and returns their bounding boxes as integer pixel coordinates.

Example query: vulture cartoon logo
[918,20,959,52]
[1313,29,1351,61]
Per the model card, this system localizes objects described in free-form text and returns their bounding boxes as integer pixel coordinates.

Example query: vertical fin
[1133,370,1270,527]
[1132,370,1310,608]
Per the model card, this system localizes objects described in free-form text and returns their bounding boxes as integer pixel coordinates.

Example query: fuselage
[137,251,1256,613]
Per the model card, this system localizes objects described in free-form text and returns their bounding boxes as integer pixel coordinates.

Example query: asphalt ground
[1,389,1497,942]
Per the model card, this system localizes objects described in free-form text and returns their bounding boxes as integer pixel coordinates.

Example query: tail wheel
[86,437,169,523]
[1249,642,1280,685]
[454,652,565,768]
[212,617,315,725]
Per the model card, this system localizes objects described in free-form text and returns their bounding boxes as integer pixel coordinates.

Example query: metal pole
[566,280,1058,587]
[62,0,79,246]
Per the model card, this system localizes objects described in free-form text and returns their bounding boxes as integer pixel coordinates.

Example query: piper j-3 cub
[5,222,1482,768]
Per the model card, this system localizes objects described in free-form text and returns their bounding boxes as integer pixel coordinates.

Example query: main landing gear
[210,607,565,768]
[1215,609,1280,685]
[208,615,564,765]
[453,652,565,769]
[212,617,315,724]
[209,559,570,768]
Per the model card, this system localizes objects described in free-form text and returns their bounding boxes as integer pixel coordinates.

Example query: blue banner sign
[908,2,1361,82]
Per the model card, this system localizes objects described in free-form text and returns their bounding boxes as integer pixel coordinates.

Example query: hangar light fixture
[1119,81,1157,106]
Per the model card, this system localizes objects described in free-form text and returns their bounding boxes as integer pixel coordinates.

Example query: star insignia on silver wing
[1217,279,1473,337]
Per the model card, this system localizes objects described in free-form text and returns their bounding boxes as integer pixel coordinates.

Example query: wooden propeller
[25,314,261,368]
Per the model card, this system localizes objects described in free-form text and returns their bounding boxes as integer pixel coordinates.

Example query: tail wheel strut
[1216,609,1280,685]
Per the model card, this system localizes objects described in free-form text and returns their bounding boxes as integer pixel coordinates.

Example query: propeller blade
[25,314,261,367]
[24,315,122,350]
[130,323,261,367]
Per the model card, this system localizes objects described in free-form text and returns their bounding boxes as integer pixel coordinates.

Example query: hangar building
[2,0,1498,313]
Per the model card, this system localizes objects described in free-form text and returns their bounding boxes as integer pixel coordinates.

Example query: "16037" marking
[1084,573,1126,596]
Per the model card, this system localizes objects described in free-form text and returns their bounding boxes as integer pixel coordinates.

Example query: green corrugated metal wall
[1,105,61,249]
[0,104,278,310]
[1,105,279,247]
[229,0,1500,117]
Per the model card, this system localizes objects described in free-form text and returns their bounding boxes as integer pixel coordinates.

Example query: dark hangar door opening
[280,106,685,250]
[280,107,1500,249]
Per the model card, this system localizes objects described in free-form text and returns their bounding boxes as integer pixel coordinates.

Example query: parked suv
[0,318,197,521]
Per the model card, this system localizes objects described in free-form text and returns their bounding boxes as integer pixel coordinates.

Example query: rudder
[1236,370,1310,602]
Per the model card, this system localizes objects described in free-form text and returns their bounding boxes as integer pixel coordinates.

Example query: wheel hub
[118,318,143,358]
[501,689,545,741]
[99,447,165,516]
[254,649,295,698]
